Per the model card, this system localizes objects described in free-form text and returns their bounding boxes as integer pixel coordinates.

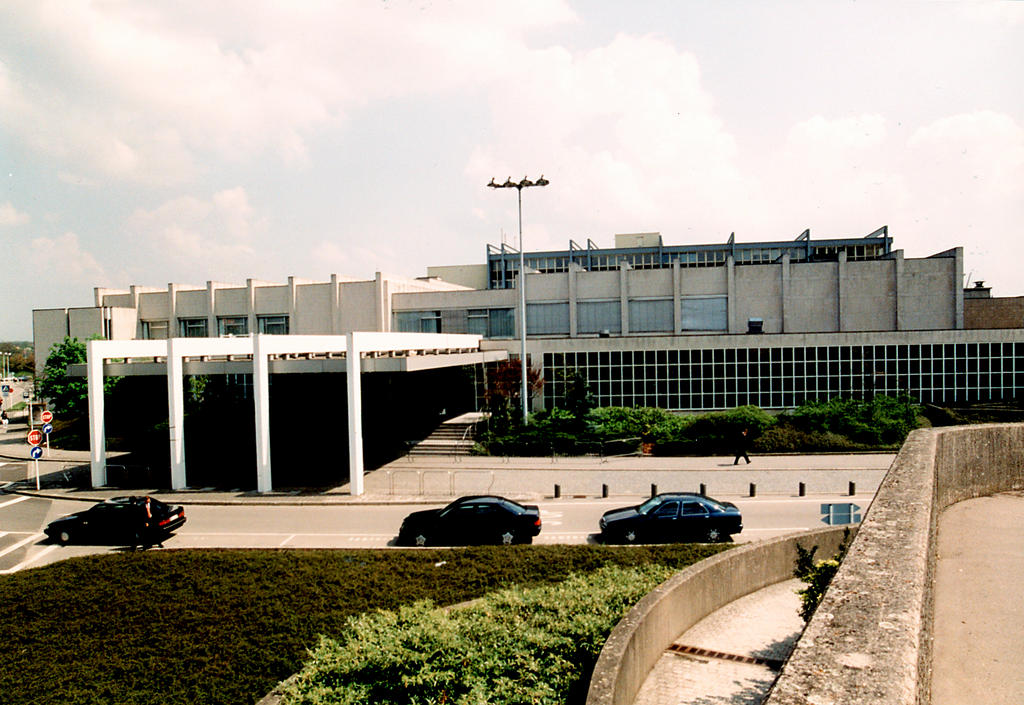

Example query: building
[32,226,1024,491]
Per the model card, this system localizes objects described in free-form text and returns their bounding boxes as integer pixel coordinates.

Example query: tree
[38,337,118,416]
[483,359,544,434]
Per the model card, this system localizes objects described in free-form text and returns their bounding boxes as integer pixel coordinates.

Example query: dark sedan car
[44,496,186,547]
[397,495,542,547]
[599,492,742,544]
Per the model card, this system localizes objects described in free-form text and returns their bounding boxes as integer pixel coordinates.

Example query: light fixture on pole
[487,174,549,424]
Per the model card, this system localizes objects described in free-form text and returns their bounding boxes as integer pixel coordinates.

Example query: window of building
[680,297,727,331]
[217,316,249,336]
[257,315,289,335]
[629,299,673,333]
[578,301,621,335]
[526,302,570,335]
[179,318,208,338]
[142,320,169,340]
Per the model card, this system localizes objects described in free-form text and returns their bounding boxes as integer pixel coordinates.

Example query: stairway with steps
[407,412,485,456]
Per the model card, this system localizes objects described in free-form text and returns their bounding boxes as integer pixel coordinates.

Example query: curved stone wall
[585,526,853,705]
[766,423,1024,705]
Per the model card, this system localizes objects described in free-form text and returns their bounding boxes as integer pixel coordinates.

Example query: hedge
[280,564,680,705]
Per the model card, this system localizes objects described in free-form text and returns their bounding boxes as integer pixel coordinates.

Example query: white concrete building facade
[31,227,1024,490]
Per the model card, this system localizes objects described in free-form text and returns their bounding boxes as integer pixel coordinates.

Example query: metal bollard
[554,484,561,498]
[749,482,756,497]
[849,481,856,496]
[651,483,658,497]
[799,482,806,497]
[602,483,609,498]
[699,483,706,496]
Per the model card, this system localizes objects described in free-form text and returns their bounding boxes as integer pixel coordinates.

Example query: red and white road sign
[40,410,53,424]
[27,429,43,446]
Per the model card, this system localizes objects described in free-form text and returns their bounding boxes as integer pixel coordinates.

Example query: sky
[1,0,1022,341]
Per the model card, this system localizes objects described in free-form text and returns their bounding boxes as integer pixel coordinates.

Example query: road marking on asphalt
[280,534,296,546]
[0,544,58,575]
[0,495,30,509]
[0,532,43,559]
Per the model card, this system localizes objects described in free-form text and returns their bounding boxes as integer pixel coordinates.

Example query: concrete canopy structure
[85,333,502,494]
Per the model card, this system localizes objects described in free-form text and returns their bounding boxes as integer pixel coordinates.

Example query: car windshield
[636,496,666,514]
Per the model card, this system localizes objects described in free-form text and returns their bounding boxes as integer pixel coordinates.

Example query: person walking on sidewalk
[733,427,751,465]
[1,409,8,432]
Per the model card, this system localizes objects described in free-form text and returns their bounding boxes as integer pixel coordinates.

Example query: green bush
[0,545,724,705]
[787,394,920,446]
[280,564,679,705]
[794,529,851,622]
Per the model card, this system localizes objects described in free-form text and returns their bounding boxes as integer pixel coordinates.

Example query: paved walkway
[634,579,805,705]
[932,491,1024,705]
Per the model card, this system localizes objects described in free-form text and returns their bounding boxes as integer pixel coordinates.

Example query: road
[0,479,871,574]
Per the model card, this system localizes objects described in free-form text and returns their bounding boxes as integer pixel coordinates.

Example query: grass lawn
[0,544,726,705]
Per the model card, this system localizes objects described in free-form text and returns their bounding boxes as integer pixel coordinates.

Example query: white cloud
[0,202,30,226]
[30,232,106,283]
[0,1,576,184]
[468,33,747,247]
[126,187,267,278]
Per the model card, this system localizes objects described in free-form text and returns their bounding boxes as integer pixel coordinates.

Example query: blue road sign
[820,503,862,526]
[29,446,43,460]
[41,423,53,435]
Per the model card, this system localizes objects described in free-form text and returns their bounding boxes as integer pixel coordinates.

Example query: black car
[599,492,742,544]
[397,495,542,547]
[44,496,186,547]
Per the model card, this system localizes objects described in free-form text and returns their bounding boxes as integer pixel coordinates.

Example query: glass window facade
[393,308,514,338]
[257,315,289,335]
[526,303,570,335]
[179,318,208,338]
[141,320,169,340]
[543,342,1024,411]
[217,316,249,336]
[629,299,673,333]
[681,297,728,331]
[578,301,621,335]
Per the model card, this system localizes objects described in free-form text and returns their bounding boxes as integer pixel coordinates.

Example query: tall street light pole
[487,175,549,424]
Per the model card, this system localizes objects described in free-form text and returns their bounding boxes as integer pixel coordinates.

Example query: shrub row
[280,564,679,705]
[477,395,922,456]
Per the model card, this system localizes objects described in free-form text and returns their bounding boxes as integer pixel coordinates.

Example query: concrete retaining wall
[585,526,854,705]
[766,423,1024,705]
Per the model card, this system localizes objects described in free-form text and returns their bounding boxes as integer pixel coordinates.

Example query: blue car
[599,492,742,544]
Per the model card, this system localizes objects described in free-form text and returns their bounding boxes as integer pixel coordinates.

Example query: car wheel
[500,531,515,545]
[414,533,429,547]
[623,529,639,544]
[57,529,72,545]
[705,527,722,543]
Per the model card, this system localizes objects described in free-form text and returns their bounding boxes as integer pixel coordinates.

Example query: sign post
[27,429,43,490]
[41,414,54,457]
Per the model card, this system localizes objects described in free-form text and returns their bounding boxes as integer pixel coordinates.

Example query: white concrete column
[894,250,905,331]
[781,253,791,333]
[166,338,187,489]
[619,263,629,335]
[672,260,681,335]
[246,279,257,336]
[168,283,178,337]
[568,264,578,337]
[726,256,739,333]
[288,277,298,334]
[837,250,848,332]
[346,333,364,495]
[206,281,217,337]
[253,335,273,492]
[87,341,107,487]
[330,274,340,334]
